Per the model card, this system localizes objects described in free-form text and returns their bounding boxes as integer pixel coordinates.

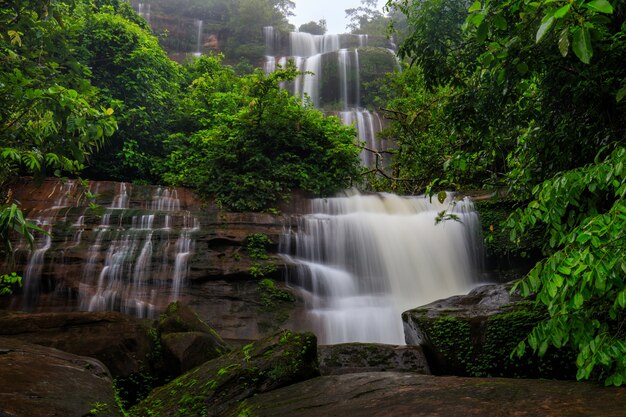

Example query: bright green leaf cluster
[510,147,626,385]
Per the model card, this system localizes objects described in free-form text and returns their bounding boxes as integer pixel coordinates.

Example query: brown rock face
[0,337,123,417]
[230,372,626,417]
[0,310,153,378]
[1,178,304,336]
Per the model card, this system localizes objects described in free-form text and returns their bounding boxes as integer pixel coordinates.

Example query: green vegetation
[383,0,626,385]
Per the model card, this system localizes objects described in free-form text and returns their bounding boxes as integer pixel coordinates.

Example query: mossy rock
[403,283,577,379]
[318,343,430,375]
[130,330,319,417]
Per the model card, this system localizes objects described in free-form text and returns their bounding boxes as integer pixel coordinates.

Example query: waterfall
[263,28,394,168]
[194,19,203,57]
[137,3,151,24]
[20,181,77,309]
[281,192,483,344]
[77,183,199,318]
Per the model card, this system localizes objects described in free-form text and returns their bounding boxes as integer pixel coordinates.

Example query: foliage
[384,0,626,385]
[163,57,361,211]
[0,272,22,296]
[0,0,117,185]
[298,20,327,35]
[510,148,626,385]
[78,3,183,182]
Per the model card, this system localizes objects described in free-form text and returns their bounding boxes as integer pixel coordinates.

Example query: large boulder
[131,330,319,417]
[0,337,123,417]
[402,282,576,378]
[156,302,230,377]
[0,310,153,378]
[226,372,626,417]
[318,343,430,375]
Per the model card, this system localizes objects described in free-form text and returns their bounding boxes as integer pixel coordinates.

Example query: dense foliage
[163,57,361,211]
[383,0,626,384]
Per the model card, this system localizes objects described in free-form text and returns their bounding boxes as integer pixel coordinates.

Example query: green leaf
[493,16,507,30]
[558,28,570,57]
[553,4,571,18]
[536,14,555,43]
[584,0,613,14]
[572,27,593,64]
[516,62,529,75]
[476,21,489,43]
[468,1,482,13]
[616,86,626,103]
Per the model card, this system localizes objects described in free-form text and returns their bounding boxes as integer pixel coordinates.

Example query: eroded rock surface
[318,342,430,375]
[0,310,152,378]
[231,372,626,417]
[0,337,122,417]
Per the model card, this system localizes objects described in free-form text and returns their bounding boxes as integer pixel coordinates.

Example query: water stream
[281,192,483,344]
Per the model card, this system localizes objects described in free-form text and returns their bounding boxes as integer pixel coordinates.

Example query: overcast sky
[290,0,383,34]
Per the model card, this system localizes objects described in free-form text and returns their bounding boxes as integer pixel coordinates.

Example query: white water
[281,192,482,344]
[263,28,394,168]
[78,183,199,318]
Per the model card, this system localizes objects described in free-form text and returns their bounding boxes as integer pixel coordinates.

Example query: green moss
[415,303,576,378]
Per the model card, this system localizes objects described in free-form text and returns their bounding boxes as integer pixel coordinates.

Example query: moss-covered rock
[155,302,230,379]
[318,342,430,375]
[402,283,576,379]
[130,330,319,417]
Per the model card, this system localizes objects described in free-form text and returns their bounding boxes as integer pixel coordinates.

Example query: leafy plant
[510,147,626,385]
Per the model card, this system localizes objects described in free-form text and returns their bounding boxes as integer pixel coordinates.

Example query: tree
[298,20,327,35]
[346,0,383,32]
[163,57,361,211]
[384,0,626,385]
[0,0,117,186]
[78,2,183,183]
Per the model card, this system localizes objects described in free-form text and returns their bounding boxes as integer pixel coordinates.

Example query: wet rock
[318,343,430,375]
[186,279,307,341]
[0,337,122,417]
[131,330,319,417]
[228,372,626,417]
[0,310,152,378]
[156,302,230,377]
[402,282,576,378]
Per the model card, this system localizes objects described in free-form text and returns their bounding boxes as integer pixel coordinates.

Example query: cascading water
[281,192,483,344]
[263,28,393,167]
[193,19,203,57]
[77,183,200,318]
[11,180,200,318]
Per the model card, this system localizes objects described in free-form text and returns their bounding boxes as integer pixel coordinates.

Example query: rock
[186,279,306,341]
[226,372,626,417]
[0,310,153,379]
[0,337,122,417]
[402,282,576,378]
[318,343,430,375]
[156,302,230,377]
[131,330,319,417]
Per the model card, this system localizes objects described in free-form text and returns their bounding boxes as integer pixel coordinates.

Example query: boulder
[156,302,230,377]
[0,337,122,417]
[402,282,576,378]
[226,372,626,417]
[318,343,430,375]
[131,330,319,417]
[0,310,153,378]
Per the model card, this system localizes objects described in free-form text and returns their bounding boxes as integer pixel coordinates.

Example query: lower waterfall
[280,192,483,344]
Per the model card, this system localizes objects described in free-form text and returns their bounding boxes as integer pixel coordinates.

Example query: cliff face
[1,178,307,340]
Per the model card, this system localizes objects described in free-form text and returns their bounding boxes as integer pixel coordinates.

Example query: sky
[290,0,383,34]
